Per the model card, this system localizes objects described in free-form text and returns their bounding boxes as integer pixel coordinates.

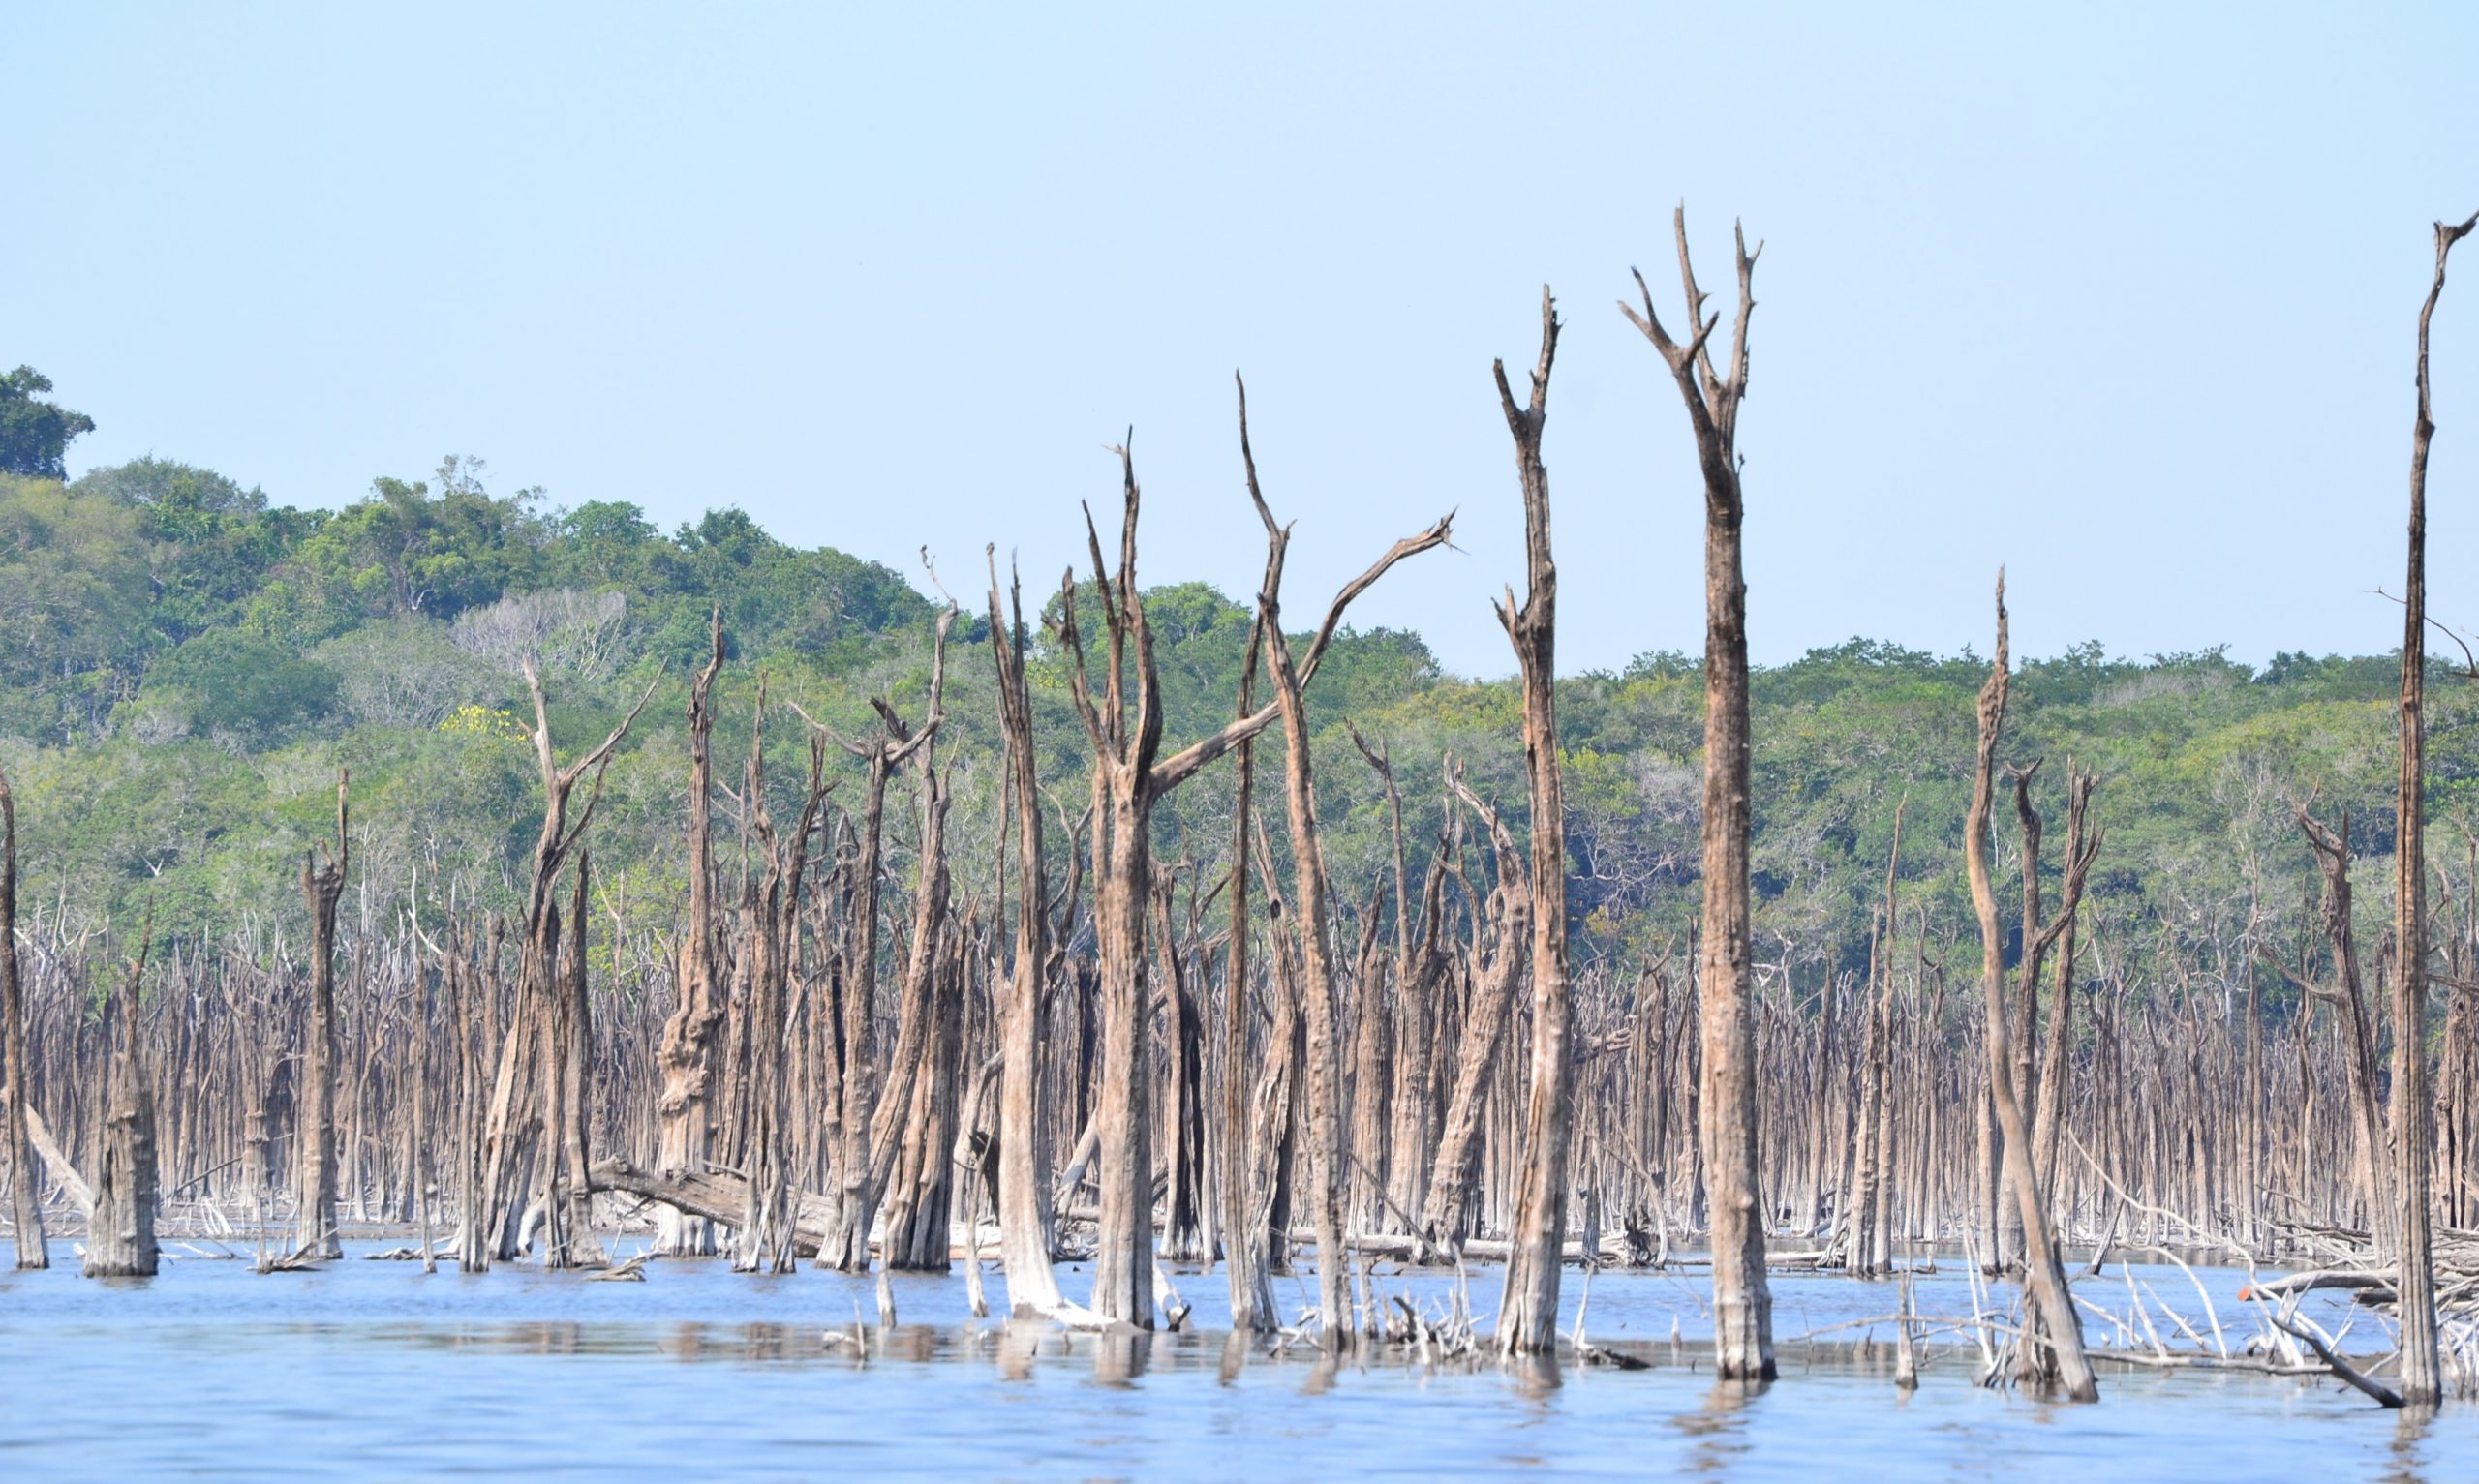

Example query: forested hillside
[3,406,2461,995]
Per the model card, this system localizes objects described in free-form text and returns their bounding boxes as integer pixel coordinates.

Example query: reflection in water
[1503,1349,1562,1401]
[995,1317,1047,1381]
[8,1247,2477,1479]
[1217,1328,1253,1385]
[1091,1327,1150,1387]
[1675,1378,1760,1477]
[2389,1404,2436,1484]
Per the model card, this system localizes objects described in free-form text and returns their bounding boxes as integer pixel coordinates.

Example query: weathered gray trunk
[1493,287,1573,1357]
[0,772,44,1270]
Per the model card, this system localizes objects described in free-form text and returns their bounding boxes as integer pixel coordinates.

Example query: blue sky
[7,3,2475,677]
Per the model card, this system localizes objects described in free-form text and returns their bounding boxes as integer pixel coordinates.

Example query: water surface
[2,1240,2470,1479]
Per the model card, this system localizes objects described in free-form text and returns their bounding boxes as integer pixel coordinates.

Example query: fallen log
[589,1157,837,1256]
[24,1103,96,1220]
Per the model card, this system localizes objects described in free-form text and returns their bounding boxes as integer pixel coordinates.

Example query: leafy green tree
[143,629,340,745]
[0,474,152,731]
[0,367,95,478]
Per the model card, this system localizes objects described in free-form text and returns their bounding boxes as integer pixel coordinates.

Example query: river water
[3,1239,2473,1479]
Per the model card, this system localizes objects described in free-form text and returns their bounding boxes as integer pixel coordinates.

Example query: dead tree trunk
[1,770,44,1270]
[1491,288,1575,1357]
[2277,806,2392,1251]
[2030,767,2100,1199]
[471,660,653,1267]
[1623,208,1772,1379]
[1965,576,2097,1402]
[1221,601,1276,1332]
[1342,883,1391,1240]
[295,771,348,1258]
[1052,471,1168,1325]
[2390,207,2474,1407]
[1151,880,1209,1263]
[1387,817,1452,1232]
[736,693,827,1274]
[845,593,960,1270]
[1421,762,1529,1253]
[653,610,725,1257]
[85,932,158,1279]
[1349,722,1423,1236]
[985,552,1065,1317]
[1850,796,1905,1276]
[1238,383,1452,1347]
[543,854,603,1268]
[1053,432,1451,1326]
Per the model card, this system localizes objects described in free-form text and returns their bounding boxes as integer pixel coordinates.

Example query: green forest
[0,364,2458,989]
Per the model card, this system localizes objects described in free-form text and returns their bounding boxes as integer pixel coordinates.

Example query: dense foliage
[1,377,2460,1001]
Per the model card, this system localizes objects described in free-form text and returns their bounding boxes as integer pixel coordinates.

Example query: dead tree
[468,660,653,1268]
[1056,435,1451,1326]
[1491,288,1575,1357]
[1386,813,1454,1233]
[1964,576,2097,1401]
[1051,463,1169,1325]
[985,551,1066,1316]
[540,854,602,1268]
[653,610,726,1256]
[2028,766,2100,1199]
[735,685,828,1274]
[851,585,960,1270]
[1622,208,1772,1379]
[1220,588,1277,1331]
[1849,795,1905,1276]
[1420,760,1529,1252]
[84,925,158,1278]
[2390,207,2475,1406]
[1,769,43,1270]
[800,592,952,1272]
[1240,379,1454,1346]
[295,770,348,1257]
[1347,721,1420,1236]
[2270,805,2391,1247]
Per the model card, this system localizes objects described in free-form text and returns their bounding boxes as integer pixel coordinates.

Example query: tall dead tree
[737,689,828,1274]
[1623,208,1772,1379]
[469,661,652,1267]
[853,584,960,1270]
[1239,380,1453,1345]
[804,594,951,1272]
[1492,288,1575,1356]
[1051,451,1172,1326]
[295,770,348,1257]
[1849,795,1905,1276]
[1965,576,2097,1402]
[1,769,43,1270]
[653,610,725,1256]
[540,853,603,1268]
[1220,582,1277,1331]
[2391,207,2475,1407]
[1054,434,1451,1327]
[985,551,1065,1317]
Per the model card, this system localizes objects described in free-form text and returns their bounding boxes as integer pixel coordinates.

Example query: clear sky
[8,3,2475,678]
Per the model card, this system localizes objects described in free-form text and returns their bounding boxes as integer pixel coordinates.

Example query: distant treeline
[0,438,2462,988]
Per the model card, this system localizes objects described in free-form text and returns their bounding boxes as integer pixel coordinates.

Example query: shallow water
[3,1240,2473,1479]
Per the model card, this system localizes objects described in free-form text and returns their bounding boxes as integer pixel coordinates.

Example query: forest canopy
[0,369,2454,995]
